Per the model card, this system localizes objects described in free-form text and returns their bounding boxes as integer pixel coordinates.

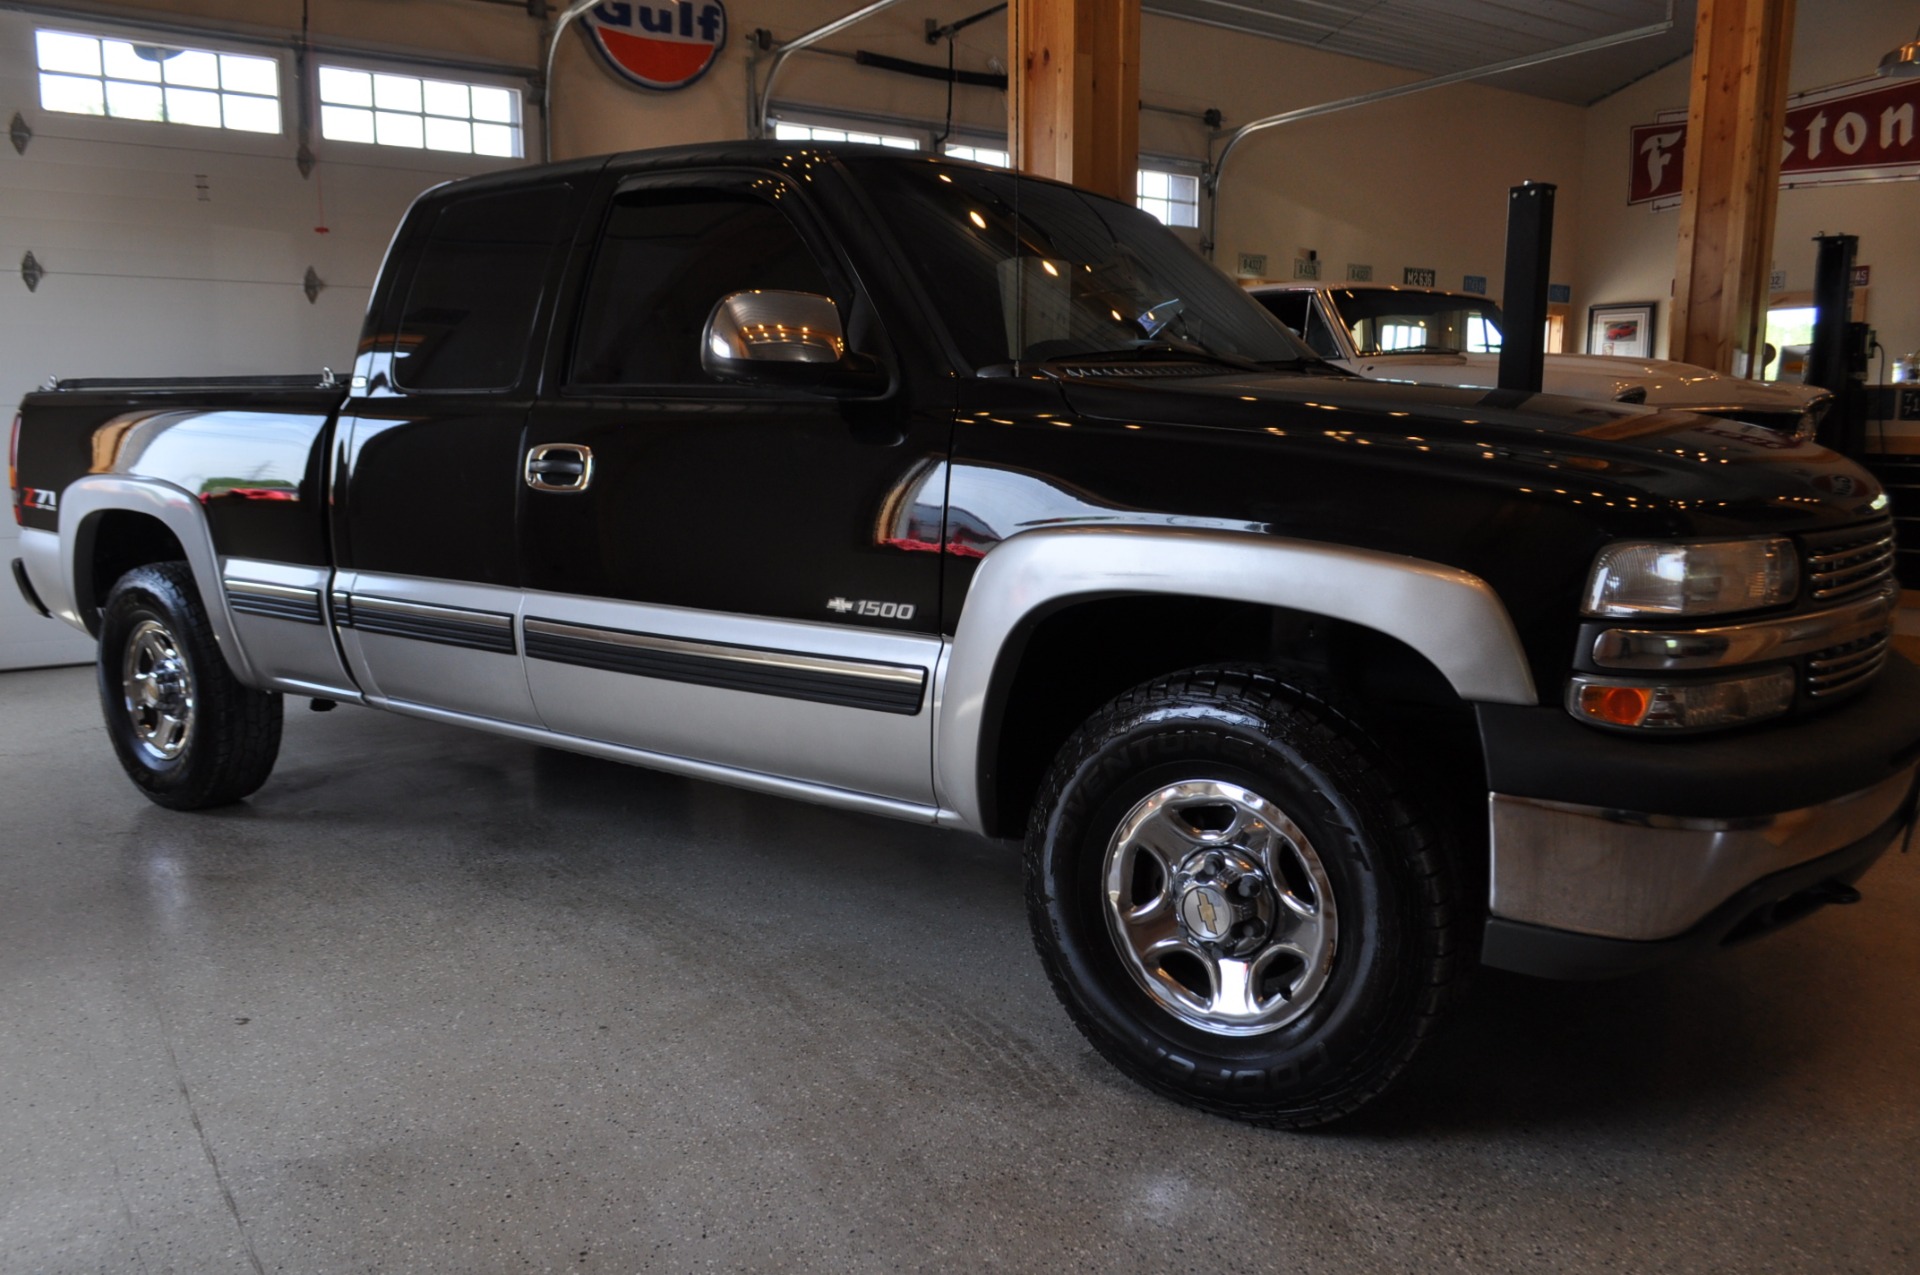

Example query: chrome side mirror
[700,290,887,396]
[703,290,845,370]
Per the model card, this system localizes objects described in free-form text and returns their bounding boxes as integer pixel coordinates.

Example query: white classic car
[1251,282,1830,440]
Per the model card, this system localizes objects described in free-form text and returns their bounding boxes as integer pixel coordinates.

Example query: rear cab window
[390,185,573,392]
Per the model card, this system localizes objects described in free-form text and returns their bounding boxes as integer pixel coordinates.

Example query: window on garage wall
[943,143,1008,167]
[1136,167,1200,229]
[770,112,1202,231]
[771,111,1012,164]
[318,66,522,157]
[35,28,280,133]
[772,120,921,149]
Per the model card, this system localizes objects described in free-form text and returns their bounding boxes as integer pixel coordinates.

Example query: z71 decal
[827,597,916,620]
[20,488,57,511]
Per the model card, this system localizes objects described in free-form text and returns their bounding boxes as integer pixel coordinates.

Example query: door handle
[525,443,594,493]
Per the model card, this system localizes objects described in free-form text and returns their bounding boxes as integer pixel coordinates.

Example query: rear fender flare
[58,475,257,684]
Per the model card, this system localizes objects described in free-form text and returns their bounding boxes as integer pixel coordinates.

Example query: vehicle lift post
[1808,232,1868,458]
[1497,181,1555,395]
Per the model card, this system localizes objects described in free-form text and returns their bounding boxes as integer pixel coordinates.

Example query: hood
[1344,350,1828,416]
[1053,366,1883,539]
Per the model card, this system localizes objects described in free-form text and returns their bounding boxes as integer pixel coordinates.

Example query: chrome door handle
[525,443,594,493]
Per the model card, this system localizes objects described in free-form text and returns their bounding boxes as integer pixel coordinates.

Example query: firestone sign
[1630,119,1687,206]
[581,1,728,92]
[1781,76,1920,182]
[1630,74,1920,205]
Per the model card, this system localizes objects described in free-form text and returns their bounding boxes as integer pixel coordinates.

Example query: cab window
[570,187,836,388]
[392,185,571,392]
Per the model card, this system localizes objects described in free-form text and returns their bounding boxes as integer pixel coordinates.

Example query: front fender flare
[931,526,1536,833]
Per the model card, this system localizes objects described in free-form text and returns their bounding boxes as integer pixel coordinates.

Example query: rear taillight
[8,412,20,526]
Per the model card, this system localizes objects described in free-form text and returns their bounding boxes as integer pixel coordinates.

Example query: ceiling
[1142,0,1697,105]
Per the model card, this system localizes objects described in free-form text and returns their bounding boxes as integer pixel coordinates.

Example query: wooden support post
[1670,0,1796,376]
[1009,0,1140,201]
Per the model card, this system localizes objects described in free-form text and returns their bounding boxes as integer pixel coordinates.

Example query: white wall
[552,0,1012,159]
[1574,0,1920,360]
[0,1,536,669]
[1140,15,1588,293]
[549,1,1593,305]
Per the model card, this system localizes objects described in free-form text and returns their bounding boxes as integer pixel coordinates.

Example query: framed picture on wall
[1588,302,1656,358]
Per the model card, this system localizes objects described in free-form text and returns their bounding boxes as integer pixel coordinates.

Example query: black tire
[1026,665,1466,1128]
[96,562,282,810]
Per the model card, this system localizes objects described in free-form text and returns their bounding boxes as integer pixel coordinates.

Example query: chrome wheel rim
[121,618,195,762]
[1102,780,1338,1036]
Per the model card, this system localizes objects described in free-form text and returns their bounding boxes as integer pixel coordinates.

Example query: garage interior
[4,0,1918,1270]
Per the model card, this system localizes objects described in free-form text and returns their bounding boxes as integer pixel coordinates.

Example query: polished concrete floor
[3,664,1917,1274]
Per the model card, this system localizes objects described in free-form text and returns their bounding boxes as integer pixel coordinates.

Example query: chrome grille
[1803,517,1897,603]
[1807,631,1891,699]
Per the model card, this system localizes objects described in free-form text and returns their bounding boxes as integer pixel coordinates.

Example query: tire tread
[1024,664,1468,1128]
[98,562,282,810]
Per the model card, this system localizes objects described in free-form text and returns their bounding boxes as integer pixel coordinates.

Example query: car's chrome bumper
[1486,766,1918,943]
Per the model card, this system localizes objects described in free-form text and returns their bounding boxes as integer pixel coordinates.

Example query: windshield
[843,157,1316,369]
[1325,289,1505,356]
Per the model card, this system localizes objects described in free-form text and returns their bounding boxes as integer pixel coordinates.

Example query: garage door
[0,10,530,670]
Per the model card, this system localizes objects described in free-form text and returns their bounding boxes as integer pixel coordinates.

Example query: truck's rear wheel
[1026,666,1465,1128]
[97,562,281,810]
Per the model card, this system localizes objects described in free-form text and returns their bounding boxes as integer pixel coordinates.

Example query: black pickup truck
[12,142,1920,1127]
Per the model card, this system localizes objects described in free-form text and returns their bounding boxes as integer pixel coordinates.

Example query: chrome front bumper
[1487,765,1918,943]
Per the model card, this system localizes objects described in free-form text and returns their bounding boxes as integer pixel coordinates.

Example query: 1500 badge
[827,597,916,620]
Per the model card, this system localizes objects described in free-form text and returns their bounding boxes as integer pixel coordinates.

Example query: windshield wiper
[1256,356,1342,373]
[1052,338,1268,373]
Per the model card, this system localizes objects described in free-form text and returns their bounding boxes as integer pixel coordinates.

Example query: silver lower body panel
[1488,766,1919,942]
[332,571,540,726]
[221,558,359,699]
[374,696,944,827]
[16,527,81,633]
[518,589,941,806]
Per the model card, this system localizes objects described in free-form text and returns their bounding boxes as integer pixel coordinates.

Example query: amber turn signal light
[1568,668,1796,732]
[1579,683,1652,727]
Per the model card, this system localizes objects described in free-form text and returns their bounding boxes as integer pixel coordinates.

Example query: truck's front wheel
[1026,667,1465,1127]
[97,562,282,810]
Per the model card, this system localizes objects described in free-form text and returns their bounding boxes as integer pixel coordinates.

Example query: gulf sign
[581,1,727,92]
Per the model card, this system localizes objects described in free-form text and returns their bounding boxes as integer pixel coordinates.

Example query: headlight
[1569,668,1796,732]
[1583,538,1798,617]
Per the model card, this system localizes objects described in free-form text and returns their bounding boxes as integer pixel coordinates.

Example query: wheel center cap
[1180,885,1234,942]
[1172,849,1276,957]
[154,664,186,711]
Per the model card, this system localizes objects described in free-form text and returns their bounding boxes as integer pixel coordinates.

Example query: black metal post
[1808,233,1867,456]
[1497,181,1555,394]
[1807,233,1857,394]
